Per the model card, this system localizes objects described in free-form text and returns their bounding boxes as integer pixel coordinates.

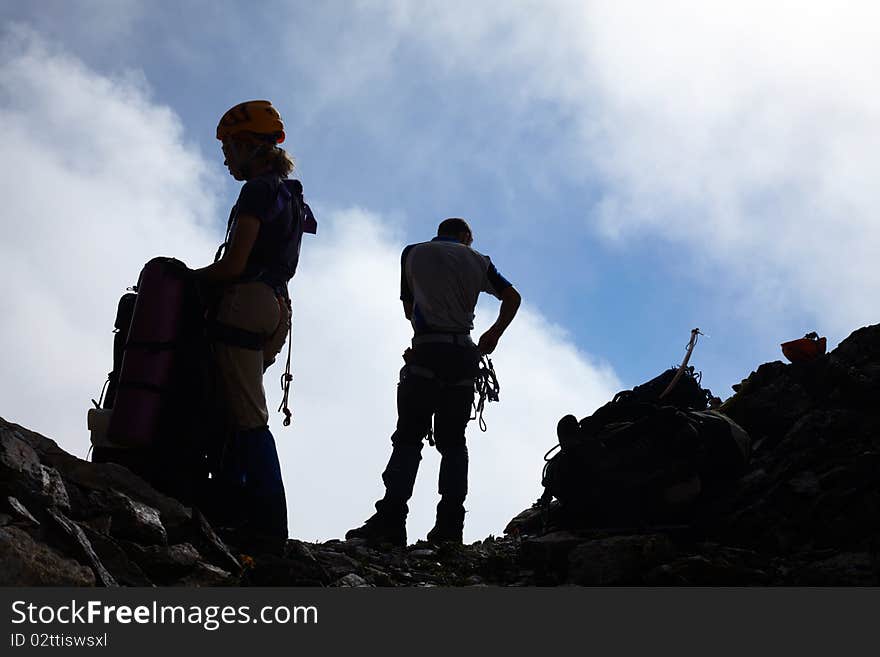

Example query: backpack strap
[285,179,317,235]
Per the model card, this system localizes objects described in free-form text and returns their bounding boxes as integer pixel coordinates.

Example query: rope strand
[278,319,293,426]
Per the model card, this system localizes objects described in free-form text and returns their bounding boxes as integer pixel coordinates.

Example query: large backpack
[89,257,219,504]
[541,369,749,528]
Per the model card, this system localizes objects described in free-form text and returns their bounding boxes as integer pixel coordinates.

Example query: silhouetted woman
[194,100,316,547]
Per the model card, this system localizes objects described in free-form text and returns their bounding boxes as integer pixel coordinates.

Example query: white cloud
[0,27,220,447]
[576,1,880,336]
[368,1,880,338]
[0,31,620,543]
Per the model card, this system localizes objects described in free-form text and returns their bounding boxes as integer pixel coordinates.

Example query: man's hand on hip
[478,327,502,354]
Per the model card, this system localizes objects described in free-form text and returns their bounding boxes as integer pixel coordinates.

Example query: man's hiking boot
[425,523,463,545]
[345,513,407,547]
[426,501,465,545]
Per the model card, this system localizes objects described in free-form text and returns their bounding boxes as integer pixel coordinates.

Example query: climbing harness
[407,351,501,444]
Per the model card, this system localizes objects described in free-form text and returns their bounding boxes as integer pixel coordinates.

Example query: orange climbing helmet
[216,100,285,144]
[781,332,827,363]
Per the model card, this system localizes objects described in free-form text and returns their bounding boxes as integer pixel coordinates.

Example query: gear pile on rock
[3,324,880,585]
[506,323,880,584]
[533,364,749,532]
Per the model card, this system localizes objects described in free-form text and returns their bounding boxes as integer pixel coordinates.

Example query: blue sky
[2,1,878,542]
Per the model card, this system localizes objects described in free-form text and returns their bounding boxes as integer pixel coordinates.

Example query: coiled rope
[472,355,500,432]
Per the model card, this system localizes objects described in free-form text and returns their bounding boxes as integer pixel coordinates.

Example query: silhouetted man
[347,218,521,545]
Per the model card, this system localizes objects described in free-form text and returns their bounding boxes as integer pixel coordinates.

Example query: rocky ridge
[2,324,880,586]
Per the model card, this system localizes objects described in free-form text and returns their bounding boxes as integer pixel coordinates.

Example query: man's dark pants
[376,342,479,524]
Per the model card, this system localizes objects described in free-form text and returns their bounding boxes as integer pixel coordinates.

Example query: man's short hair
[437,217,471,238]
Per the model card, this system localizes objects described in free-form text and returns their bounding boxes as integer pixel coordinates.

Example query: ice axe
[659,328,703,400]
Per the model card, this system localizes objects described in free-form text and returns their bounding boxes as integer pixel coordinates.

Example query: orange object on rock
[781,332,827,363]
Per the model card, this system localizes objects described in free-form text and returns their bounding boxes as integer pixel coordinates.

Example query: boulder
[39,466,71,512]
[1,418,191,531]
[46,509,116,587]
[106,491,167,546]
[333,573,370,587]
[192,509,241,573]
[788,552,877,586]
[79,524,153,586]
[566,534,676,585]
[0,426,44,497]
[123,542,202,584]
[0,525,95,586]
[178,562,237,587]
[6,496,39,525]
